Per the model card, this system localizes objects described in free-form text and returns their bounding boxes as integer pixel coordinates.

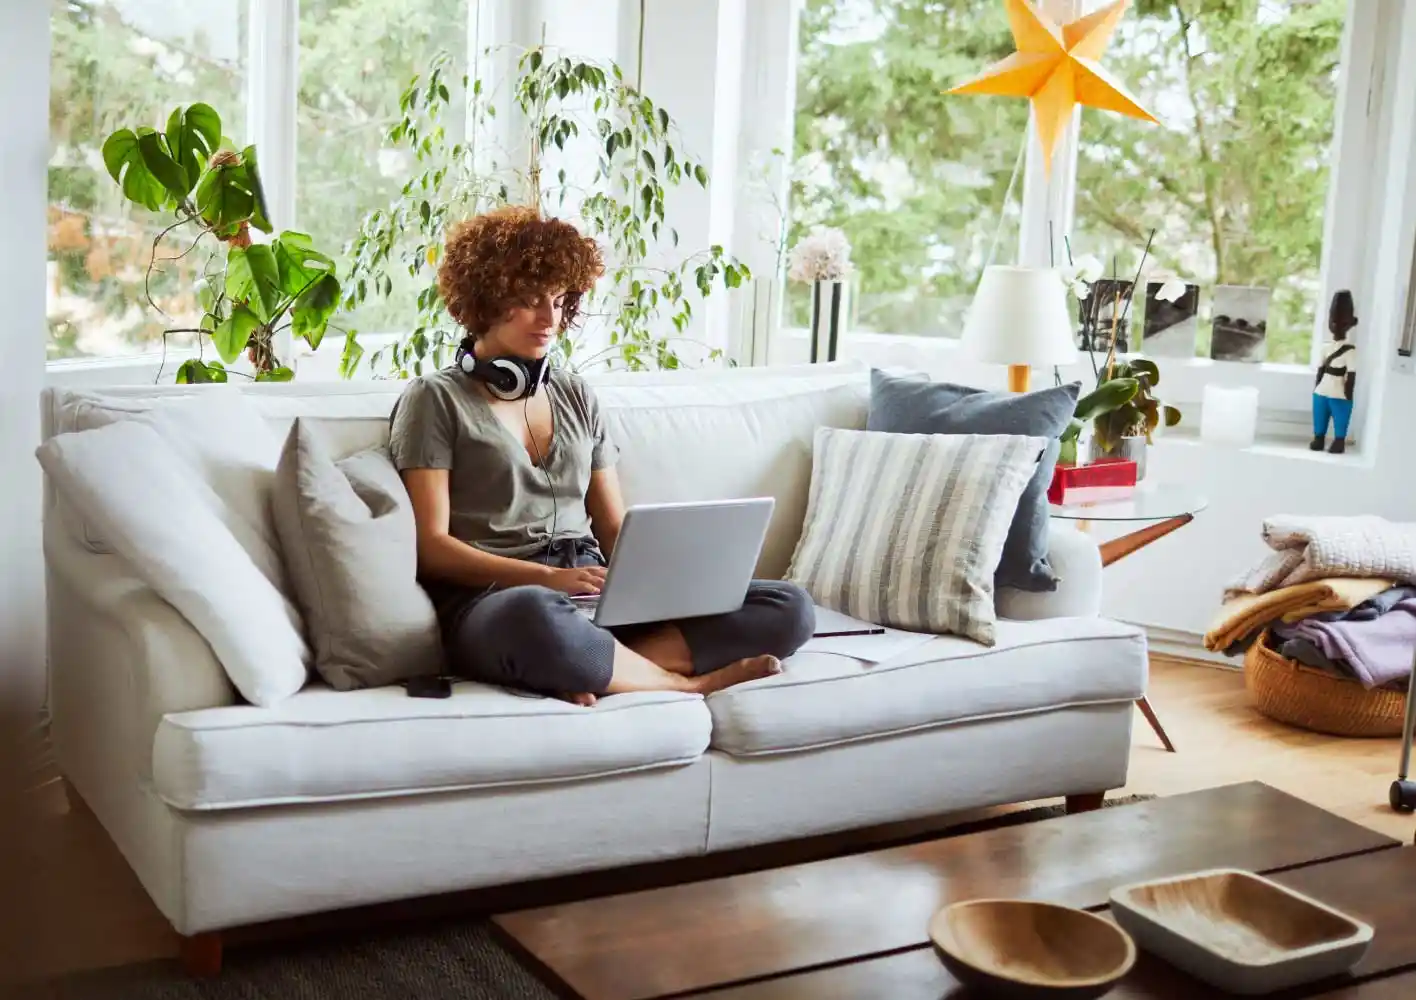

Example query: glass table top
[1048,480,1209,522]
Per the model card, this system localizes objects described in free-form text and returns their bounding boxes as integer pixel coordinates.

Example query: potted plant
[340,45,750,378]
[1057,235,1184,475]
[99,104,344,383]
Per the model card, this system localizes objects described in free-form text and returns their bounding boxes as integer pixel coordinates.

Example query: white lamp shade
[960,265,1079,367]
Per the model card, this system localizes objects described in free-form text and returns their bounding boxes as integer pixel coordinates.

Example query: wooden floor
[5,657,1414,987]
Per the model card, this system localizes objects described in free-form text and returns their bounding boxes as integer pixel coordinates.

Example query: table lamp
[960,265,1078,393]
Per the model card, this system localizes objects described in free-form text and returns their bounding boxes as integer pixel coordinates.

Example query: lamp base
[1007,364,1031,394]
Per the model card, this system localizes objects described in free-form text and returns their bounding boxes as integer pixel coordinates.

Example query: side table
[1050,481,1210,754]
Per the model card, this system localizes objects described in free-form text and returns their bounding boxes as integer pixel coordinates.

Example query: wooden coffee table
[493,783,1401,1000]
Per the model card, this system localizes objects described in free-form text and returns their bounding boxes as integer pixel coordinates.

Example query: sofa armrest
[996,521,1102,621]
[46,520,236,782]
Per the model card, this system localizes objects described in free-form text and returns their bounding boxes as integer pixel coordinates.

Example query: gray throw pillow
[867,368,1080,592]
[273,419,444,690]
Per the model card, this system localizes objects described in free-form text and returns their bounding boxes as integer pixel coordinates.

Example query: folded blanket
[1275,597,1416,689]
[1271,584,1416,631]
[1226,516,1416,598]
[1203,577,1395,654]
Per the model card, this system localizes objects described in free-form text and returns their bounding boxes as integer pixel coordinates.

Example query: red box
[1048,459,1137,505]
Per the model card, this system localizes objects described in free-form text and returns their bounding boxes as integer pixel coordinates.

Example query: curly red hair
[438,205,605,340]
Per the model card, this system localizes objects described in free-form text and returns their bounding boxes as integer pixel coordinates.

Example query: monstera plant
[101,103,342,382]
[1059,359,1182,465]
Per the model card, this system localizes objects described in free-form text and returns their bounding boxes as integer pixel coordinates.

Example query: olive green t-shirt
[388,366,620,561]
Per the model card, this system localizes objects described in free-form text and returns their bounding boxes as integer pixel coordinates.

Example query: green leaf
[235,145,272,233]
[101,129,167,211]
[255,366,295,382]
[212,304,260,364]
[175,359,208,384]
[273,230,334,298]
[292,273,341,349]
[1124,357,1160,386]
[642,149,656,171]
[1075,378,1140,422]
[657,108,670,133]
[694,164,708,186]
[339,330,365,379]
[134,128,189,204]
[165,103,222,190]
[1164,404,1183,427]
[194,161,255,230]
[225,244,283,323]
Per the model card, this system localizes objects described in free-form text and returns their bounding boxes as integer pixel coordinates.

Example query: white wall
[1,5,50,716]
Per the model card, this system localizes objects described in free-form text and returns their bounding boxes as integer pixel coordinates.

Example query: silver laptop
[570,497,775,628]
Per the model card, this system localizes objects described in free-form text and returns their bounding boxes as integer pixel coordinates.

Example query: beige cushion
[272,419,443,690]
[787,428,1045,645]
[707,616,1146,756]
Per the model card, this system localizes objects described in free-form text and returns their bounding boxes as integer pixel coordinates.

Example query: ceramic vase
[809,279,849,364]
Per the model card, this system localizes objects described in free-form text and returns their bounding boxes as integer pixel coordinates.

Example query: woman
[390,205,814,705]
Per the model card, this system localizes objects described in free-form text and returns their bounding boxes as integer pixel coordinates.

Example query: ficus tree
[100,103,343,382]
[340,44,750,378]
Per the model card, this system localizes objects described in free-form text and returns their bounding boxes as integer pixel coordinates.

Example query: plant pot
[1090,433,1148,480]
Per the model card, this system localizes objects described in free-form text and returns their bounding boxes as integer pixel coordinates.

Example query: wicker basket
[1244,630,1407,738]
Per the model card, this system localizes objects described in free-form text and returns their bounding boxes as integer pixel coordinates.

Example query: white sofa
[39,360,1147,972]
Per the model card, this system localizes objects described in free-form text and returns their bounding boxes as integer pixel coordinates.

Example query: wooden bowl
[928,899,1137,998]
[1110,869,1373,995]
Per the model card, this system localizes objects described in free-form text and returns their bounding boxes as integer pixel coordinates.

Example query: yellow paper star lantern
[948,0,1158,173]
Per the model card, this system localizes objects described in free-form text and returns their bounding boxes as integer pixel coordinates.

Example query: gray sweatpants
[438,536,815,695]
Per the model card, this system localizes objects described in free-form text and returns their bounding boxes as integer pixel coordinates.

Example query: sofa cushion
[786,427,1046,644]
[36,419,310,708]
[594,379,868,578]
[705,616,1146,756]
[272,420,445,690]
[152,684,712,810]
[867,370,1081,593]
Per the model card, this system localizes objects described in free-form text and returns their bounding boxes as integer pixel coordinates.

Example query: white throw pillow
[36,419,309,707]
[60,389,305,640]
[786,428,1046,645]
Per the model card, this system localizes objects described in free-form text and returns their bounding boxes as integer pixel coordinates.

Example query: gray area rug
[42,795,1153,999]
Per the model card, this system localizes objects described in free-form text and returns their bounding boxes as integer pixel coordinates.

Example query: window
[1072,0,1346,365]
[786,0,1029,339]
[47,0,248,361]
[785,0,1350,368]
[295,0,468,337]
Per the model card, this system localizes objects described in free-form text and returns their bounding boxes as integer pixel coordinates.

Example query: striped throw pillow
[787,428,1047,645]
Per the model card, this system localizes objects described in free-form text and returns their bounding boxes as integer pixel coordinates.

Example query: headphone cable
[524,392,559,568]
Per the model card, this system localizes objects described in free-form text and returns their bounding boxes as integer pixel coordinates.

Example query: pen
[813,628,887,638]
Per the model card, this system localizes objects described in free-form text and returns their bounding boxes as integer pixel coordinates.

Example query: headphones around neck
[454,344,551,401]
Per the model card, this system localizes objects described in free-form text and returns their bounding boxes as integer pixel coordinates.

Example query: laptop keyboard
[569,595,599,619]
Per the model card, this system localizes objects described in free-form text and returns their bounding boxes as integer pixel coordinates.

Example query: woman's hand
[545,566,608,596]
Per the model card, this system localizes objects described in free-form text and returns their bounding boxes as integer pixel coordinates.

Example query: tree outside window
[47,0,246,361]
[295,0,468,340]
[788,0,1345,365]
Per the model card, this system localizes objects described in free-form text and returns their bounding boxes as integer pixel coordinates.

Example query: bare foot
[556,692,598,707]
[690,655,782,695]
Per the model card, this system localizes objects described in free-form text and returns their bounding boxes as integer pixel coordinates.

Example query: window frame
[765,0,1395,443]
[43,0,473,386]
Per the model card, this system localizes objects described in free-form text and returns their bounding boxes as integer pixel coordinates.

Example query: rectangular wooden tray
[1109,868,1374,995]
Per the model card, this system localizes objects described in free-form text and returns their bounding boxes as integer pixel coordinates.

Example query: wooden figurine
[1312,290,1357,455]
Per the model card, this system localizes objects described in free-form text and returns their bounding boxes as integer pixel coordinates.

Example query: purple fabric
[1286,597,1416,689]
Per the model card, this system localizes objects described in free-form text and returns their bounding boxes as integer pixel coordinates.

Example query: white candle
[1201,385,1260,447]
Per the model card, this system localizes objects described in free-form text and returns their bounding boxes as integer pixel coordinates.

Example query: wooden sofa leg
[180,932,223,977]
[1065,792,1106,814]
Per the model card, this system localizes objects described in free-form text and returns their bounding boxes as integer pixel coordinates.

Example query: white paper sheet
[801,607,939,663]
